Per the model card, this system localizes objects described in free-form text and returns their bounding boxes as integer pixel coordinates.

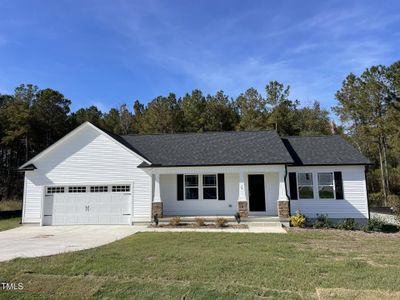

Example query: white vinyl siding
[288,165,368,219]
[161,173,238,216]
[160,170,280,216]
[22,124,152,224]
[22,174,43,223]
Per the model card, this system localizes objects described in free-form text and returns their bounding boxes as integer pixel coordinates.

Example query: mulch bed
[149,223,248,229]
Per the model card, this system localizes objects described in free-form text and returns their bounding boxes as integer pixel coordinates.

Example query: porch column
[277,170,289,219]
[152,173,163,218]
[237,171,248,218]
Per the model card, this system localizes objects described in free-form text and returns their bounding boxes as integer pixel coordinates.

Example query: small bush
[388,194,400,208]
[368,192,384,207]
[366,216,385,232]
[215,217,227,228]
[337,218,357,230]
[234,212,241,224]
[381,224,399,233]
[290,211,307,228]
[169,217,181,226]
[153,214,159,226]
[361,225,370,232]
[313,214,331,229]
[195,218,206,227]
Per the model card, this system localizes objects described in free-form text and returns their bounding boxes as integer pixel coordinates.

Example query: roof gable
[282,135,371,166]
[19,122,150,169]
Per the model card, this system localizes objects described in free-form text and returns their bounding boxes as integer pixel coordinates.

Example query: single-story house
[19,122,371,226]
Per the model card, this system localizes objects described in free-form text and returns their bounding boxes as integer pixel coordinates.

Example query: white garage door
[43,184,132,225]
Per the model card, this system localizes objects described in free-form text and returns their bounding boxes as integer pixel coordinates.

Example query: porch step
[245,222,282,228]
[160,216,236,222]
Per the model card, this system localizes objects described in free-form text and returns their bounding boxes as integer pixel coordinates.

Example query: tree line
[1,61,399,207]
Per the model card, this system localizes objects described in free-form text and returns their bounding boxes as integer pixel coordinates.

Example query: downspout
[365,165,370,220]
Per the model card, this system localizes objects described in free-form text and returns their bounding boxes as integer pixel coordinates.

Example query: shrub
[313,214,331,229]
[215,217,227,228]
[381,224,399,233]
[367,216,385,232]
[390,195,400,222]
[336,218,357,230]
[234,212,241,224]
[368,192,384,207]
[195,218,206,227]
[169,217,181,226]
[361,225,370,232]
[153,214,159,226]
[388,194,400,208]
[290,211,307,228]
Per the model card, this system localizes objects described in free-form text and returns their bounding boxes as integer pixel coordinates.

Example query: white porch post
[277,170,290,219]
[153,173,162,203]
[152,173,163,217]
[237,171,248,217]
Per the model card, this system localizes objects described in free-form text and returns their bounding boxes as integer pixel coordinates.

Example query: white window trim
[317,172,336,200]
[203,174,218,200]
[184,174,200,200]
[183,174,220,201]
[297,173,314,200]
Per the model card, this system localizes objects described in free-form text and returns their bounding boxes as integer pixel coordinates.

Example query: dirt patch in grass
[316,288,400,300]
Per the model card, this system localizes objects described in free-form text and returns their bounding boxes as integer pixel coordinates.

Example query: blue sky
[0,0,399,114]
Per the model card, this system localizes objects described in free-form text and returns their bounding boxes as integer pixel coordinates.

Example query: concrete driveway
[0,225,146,262]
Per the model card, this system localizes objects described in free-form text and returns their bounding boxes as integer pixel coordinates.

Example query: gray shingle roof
[120,130,294,167]
[282,135,371,166]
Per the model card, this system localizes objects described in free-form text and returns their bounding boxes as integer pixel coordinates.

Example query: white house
[19,122,371,226]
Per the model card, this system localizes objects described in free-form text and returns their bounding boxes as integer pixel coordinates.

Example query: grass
[1,231,400,299]
[0,216,21,232]
[0,199,22,232]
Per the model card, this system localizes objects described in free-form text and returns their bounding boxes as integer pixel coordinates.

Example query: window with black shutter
[177,174,184,201]
[334,172,344,200]
[289,172,298,200]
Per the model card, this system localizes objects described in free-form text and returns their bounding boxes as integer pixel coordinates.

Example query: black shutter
[218,174,225,200]
[177,174,184,201]
[334,172,344,200]
[289,172,298,200]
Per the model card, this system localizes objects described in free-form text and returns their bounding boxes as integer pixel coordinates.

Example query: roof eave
[138,161,294,168]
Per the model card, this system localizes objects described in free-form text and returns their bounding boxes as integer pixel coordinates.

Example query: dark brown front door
[248,175,266,212]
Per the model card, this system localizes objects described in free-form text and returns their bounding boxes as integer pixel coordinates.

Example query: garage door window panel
[112,185,130,192]
[46,187,65,194]
[90,186,108,193]
[68,186,87,193]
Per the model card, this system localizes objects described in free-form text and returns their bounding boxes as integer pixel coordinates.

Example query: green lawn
[0,216,21,232]
[1,231,400,299]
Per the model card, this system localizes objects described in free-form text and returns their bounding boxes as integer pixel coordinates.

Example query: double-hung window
[297,173,314,199]
[318,173,335,199]
[184,175,199,200]
[203,174,217,200]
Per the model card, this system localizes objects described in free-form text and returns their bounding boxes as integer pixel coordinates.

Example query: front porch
[149,165,290,223]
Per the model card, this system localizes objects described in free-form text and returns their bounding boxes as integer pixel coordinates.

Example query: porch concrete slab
[0,224,147,262]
